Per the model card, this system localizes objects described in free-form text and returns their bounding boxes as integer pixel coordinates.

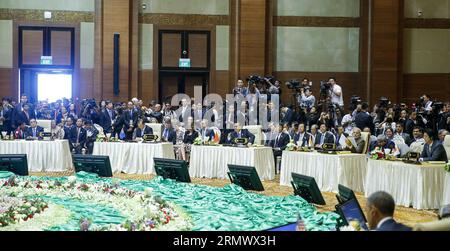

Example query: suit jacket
[161,127,177,144]
[293,132,312,147]
[198,128,215,141]
[228,129,255,144]
[183,130,199,144]
[133,126,154,139]
[100,109,116,133]
[369,140,396,153]
[354,111,375,134]
[421,142,448,162]
[281,108,294,125]
[63,125,75,140]
[26,126,44,139]
[314,131,335,146]
[124,109,139,129]
[271,132,291,150]
[376,219,412,231]
[69,127,87,146]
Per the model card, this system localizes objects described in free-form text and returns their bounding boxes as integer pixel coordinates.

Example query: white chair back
[243,125,263,145]
[36,120,51,132]
[146,123,162,142]
[444,135,450,161]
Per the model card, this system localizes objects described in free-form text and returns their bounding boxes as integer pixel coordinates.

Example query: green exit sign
[179,58,191,68]
[40,56,53,65]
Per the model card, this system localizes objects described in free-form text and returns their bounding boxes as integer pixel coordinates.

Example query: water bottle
[296,214,306,231]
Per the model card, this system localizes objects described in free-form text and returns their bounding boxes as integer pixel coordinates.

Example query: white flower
[144,188,153,197]
[67,176,77,184]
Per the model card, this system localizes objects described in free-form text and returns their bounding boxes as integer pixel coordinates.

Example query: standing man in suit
[26,119,44,140]
[271,124,291,174]
[228,122,255,144]
[69,119,87,154]
[133,119,153,140]
[100,101,116,134]
[11,93,32,129]
[314,124,335,148]
[293,123,312,148]
[124,102,138,140]
[420,129,448,162]
[394,123,412,146]
[354,103,374,134]
[365,191,411,231]
[84,120,98,154]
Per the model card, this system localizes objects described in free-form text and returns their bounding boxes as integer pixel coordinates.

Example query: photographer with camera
[299,87,316,110]
[232,79,249,97]
[327,77,344,108]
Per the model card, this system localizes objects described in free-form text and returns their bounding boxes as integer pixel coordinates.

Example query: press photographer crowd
[1,76,449,164]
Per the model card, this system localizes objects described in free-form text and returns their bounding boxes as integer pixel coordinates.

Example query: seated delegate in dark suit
[228,123,255,144]
[162,121,177,144]
[420,129,448,162]
[314,124,335,148]
[69,119,87,154]
[183,129,199,144]
[132,119,153,140]
[25,119,44,140]
[198,119,215,141]
[365,191,411,231]
[293,123,312,147]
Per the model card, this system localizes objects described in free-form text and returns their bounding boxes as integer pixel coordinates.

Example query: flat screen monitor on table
[72,155,113,177]
[0,154,28,176]
[227,164,264,191]
[336,199,369,231]
[291,173,326,205]
[154,158,191,183]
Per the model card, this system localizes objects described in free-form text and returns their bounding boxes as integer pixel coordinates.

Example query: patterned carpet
[30,171,439,228]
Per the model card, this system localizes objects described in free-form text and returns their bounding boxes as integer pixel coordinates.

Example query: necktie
[164,129,168,139]
[33,128,36,138]
[320,133,325,145]
[76,128,80,144]
[276,134,281,146]
[141,128,145,137]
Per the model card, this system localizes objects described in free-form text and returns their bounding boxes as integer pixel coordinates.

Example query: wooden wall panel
[51,30,72,65]
[275,72,362,109]
[22,30,43,65]
[403,74,450,104]
[215,70,230,97]
[188,33,208,68]
[161,33,182,68]
[139,70,155,103]
[78,69,94,99]
[0,68,13,98]
[370,0,403,105]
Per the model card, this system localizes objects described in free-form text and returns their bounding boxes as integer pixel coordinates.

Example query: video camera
[82,99,97,109]
[320,81,331,96]
[378,97,390,108]
[247,75,264,84]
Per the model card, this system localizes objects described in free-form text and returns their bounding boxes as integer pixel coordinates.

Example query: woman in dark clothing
[112,107,126,139]
[180,123,199,162]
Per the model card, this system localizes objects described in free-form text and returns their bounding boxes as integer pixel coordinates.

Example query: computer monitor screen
[154,158,191,183]
[339,199,369,231]
[73,155,113,177]
[291,173,326,205]
[227,165,264,191]
[0,154,29,176]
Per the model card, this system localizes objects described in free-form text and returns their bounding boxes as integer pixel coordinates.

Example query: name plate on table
[234,138,248,145]
[143,134,158,142]
[402,152,420,164]
[322,143,336,150]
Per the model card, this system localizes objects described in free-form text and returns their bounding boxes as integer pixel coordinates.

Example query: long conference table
[280,151,367,193]
[189,145,275,181]
[0,140,73,172]
[93,142,175,174]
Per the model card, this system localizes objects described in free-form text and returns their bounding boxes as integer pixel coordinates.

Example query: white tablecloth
[443,172,450,206]
[0,140,73,172]
[93,142,175,174]
[365,159,447,210]
[280,151,367,193]
[189,145,275,181]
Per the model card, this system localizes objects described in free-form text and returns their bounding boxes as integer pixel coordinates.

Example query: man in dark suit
[198,119,215,142]
[228,123,255,144]
[354,103,375,134]
[162,119,177,144]
[314,124,335,148]
[63,117,75,140]
[280,106,294,125]
[11,93,33,129]
[84,120,98,154]
[25,119,44,140]
[420,129,448,162]
[365,191,411,231]
[293,123,312,148]
[69,119,87,154]
[100,101,116,134]
[16,103,34,126]
[394,123,412,146]
[271,124,291,174]
[133,119,153,140]
[124,102,139,140]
